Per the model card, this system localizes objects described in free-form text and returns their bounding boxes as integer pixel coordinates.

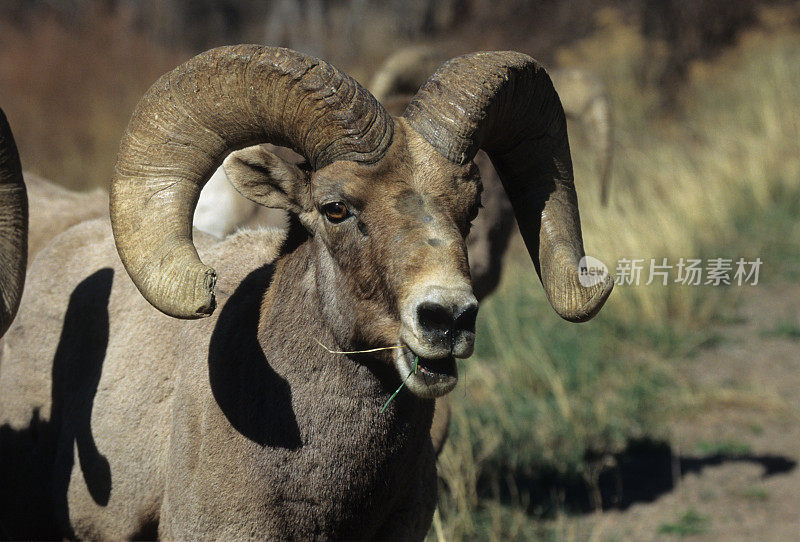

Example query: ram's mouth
[394,346,458,399]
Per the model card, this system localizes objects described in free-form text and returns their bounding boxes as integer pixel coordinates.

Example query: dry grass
[433,6,800,539]
[557,6,800,330]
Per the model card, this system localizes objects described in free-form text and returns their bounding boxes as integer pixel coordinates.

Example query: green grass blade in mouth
[380,356,418,413]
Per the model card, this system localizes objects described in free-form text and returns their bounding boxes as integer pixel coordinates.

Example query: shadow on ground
[479,438,797,517]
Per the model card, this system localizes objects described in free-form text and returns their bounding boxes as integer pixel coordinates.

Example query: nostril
[454,303,478,334]
[416,302,454,336]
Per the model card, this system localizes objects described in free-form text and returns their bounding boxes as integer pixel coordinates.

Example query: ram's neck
[257,237,433,429]
[228,238,437,537]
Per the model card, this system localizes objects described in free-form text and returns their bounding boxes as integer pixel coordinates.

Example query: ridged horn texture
[110,45,393,319]
[404,51,612,322]
[0,108,28,337]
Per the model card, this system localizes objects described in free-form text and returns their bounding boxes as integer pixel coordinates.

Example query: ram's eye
[322,201,349,223]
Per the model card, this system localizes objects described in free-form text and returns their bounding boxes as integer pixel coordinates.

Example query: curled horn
[110,45,393,319]
[404,52,612,322]
[0,108,28,336]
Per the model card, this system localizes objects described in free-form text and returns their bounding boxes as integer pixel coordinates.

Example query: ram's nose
[412,286,478,358]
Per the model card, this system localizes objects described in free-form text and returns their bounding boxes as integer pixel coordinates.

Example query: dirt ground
[571,283,800,540]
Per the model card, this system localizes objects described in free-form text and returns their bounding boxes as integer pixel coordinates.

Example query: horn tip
[558,273,614,323]
[186,267,217,319]
[195,267,218,318]
[142,265,217,320]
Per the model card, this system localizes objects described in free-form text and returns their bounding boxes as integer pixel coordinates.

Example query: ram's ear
[224,144,312,216]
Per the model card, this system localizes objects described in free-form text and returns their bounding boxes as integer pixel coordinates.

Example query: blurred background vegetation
[2,0,799,539]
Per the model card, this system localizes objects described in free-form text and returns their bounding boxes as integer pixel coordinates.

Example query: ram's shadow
[594,439,796,511]
[482,438,797,515]
[208,263,302,449]
[50,268,114,528]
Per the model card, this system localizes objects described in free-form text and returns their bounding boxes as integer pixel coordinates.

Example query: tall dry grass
[433,6,800,539]
[559,5,800,330]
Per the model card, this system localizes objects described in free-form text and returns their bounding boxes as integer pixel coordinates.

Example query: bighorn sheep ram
[0,46,612,539]
[195,45,616,456]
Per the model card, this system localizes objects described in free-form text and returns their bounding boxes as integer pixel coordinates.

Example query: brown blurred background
[0,0,788,190]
